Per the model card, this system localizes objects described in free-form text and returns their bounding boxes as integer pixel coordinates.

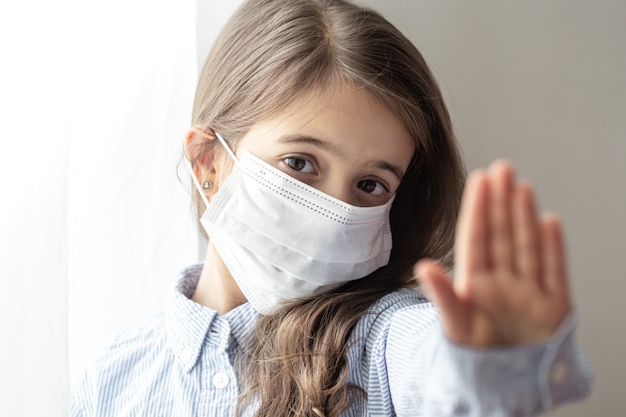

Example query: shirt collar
[165,263,259,373]
[223,299,258,348]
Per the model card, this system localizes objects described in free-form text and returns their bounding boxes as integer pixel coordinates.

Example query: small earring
[202,180,213,190]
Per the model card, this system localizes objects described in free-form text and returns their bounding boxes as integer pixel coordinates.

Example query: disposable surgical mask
[190,132,394,314]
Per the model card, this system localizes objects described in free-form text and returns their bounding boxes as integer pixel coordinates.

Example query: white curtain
[0,1,247,415]
[66,0,200,385]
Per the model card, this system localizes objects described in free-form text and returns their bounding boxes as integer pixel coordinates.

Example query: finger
[512,183,541,285]
[416,259,469,342]
[540,214,570,296]
[455,170,490,279]
[489,161,515,271]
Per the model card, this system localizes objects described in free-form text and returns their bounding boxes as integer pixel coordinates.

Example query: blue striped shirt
[71,264,592,416]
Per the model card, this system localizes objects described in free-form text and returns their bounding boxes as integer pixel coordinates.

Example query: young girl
[71,0,593,416]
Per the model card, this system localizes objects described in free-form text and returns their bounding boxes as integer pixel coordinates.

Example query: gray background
[199,1,626,415]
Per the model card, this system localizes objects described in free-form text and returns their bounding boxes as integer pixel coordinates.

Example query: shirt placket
[198,318,239,417]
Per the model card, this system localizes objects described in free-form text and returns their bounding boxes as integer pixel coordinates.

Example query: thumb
[415,259,469,342]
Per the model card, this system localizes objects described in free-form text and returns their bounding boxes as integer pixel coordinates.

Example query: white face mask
[190,132,394,314]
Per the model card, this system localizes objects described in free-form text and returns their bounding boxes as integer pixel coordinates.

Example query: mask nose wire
[187,131,239,209]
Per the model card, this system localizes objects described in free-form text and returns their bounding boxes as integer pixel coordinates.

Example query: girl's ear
[184,126,218,195]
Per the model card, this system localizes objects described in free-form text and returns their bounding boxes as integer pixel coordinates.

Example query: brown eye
[284,157,315,173]
[357,179,387,196]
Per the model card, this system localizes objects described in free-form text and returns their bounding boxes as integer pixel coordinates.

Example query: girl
[71,0,593,416]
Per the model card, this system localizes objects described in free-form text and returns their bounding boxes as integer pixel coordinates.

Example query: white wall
[361,0,625,415]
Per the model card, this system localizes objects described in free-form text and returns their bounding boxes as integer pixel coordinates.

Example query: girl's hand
[416,161,571,346]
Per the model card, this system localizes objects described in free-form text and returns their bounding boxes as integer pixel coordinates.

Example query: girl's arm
[380,161,593,416]
[379,301,592,416]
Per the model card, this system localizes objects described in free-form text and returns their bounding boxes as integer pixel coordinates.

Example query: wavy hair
[189,1,465,415]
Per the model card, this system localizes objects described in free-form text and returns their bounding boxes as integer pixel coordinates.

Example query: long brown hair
[189,1,465,416]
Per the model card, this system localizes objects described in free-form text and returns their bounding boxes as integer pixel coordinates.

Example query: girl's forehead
[238,86,415,167]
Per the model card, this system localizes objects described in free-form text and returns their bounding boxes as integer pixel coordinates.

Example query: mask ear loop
[186,128,239,208]
[214,131,238,163]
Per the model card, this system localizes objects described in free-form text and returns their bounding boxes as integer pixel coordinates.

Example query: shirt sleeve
[379,303,593,417]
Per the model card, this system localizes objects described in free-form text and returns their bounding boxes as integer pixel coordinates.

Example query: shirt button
[550,361,568,386]
[212,371,230,389]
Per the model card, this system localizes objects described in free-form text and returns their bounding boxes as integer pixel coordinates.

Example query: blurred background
[1,0,623,416]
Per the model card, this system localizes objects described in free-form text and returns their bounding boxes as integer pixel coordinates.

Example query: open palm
[417,161,571,346]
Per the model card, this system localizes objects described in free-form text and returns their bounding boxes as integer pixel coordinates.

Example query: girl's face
[225,86,415,207]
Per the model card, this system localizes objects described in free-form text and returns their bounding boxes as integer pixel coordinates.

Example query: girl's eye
[357,179,388,196]
[284,156,316,174]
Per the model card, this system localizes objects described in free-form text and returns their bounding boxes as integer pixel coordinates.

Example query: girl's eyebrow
[276,134,343,156]
[276,134,405,181]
